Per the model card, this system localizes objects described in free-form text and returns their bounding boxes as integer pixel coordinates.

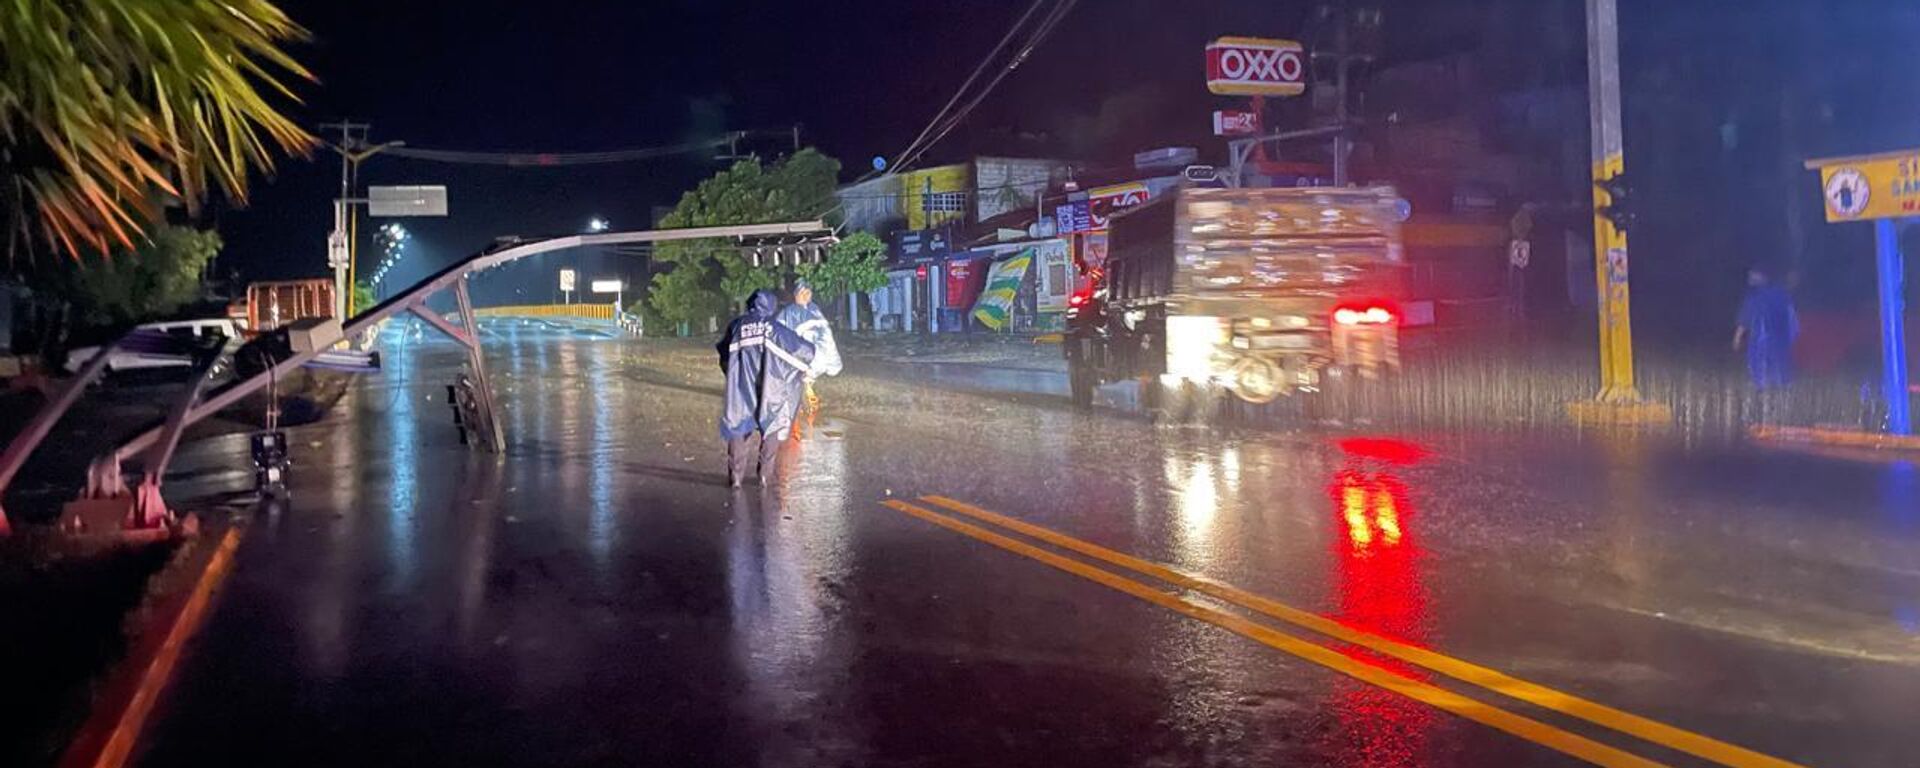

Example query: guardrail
[474,304,615,320]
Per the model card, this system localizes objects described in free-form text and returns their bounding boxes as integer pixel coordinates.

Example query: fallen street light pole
[0,221,829,533]
[0,340,122,535]
[103,218,825,468]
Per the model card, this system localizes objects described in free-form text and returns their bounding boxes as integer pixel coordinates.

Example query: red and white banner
[1205,37,1306,97]
[1086,182,1151,229]
[1212,109,1261,136]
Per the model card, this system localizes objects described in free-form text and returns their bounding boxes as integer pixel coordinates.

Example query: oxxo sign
[1206,37,1306,97]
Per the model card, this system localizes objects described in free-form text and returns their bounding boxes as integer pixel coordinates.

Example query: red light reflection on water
[1324,438,1435,767]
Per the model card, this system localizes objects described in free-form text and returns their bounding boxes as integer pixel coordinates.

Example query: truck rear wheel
[1231,357,1284,405]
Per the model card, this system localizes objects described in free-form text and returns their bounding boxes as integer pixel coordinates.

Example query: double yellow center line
[881,495,1802,768]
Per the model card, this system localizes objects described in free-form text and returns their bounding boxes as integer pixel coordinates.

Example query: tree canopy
[797,231,889,303]
[0,0,315,261]
[57,225,221,325]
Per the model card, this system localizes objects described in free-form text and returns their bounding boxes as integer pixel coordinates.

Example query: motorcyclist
[774,279,842,436]
[717,289,815,487]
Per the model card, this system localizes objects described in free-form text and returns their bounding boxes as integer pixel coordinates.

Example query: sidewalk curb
[1749,425,1920,452]
[57,525,243,768]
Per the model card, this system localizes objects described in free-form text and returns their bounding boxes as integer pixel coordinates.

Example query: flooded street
[134,327,1920,767]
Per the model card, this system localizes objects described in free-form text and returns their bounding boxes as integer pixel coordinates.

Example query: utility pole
[1312,1,1377,186]
[1331,0,1351,186]
[1569,0,1669,424]
[319,122,403,318]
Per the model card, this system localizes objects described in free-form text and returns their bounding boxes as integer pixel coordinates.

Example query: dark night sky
[216,0,1304,298]
[211,0,1920,335]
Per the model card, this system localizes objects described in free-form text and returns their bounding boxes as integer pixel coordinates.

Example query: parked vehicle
[1064,186,1407,414]
[247,278,336,334]
[65,318,240,374]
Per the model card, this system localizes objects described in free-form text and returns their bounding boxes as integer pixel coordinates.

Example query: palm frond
[1,0,317,260]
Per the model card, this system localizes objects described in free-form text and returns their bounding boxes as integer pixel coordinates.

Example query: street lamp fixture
[587,217,610,233]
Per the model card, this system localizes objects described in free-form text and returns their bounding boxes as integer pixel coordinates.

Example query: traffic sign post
[1805,149,1918,436]
[591,278,624,319]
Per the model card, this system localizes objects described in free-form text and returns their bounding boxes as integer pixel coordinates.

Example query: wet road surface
[134,324,1920,767]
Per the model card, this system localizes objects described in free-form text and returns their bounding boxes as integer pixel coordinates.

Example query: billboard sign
[1206,37,1306,97]
[1087,182,1152,229]
[590,279,623,294]
[1805,150,1920,222]
[1212,109,1262,136]
[367,185,449,217]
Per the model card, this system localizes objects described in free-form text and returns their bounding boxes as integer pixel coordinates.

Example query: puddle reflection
[1325,437,1435,767]
[725,425,865,759]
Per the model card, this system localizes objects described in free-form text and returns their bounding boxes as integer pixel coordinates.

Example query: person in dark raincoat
[1734,267,1798,391]
[717,289,815,487]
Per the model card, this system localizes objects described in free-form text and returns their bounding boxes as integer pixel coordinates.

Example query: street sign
[1055,201,1093,234]
[1805,148,1916,435]
[1804,150,1920,222]
[559,269,576,292]
[367,185,449,217]
[590,279,623,294]
[1212,109,1261,136]
[1205,37,1306,97]
[326,231,349,269]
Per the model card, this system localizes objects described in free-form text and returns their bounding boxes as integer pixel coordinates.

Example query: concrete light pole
[1568,0,1670,426]
[321,122,405,318]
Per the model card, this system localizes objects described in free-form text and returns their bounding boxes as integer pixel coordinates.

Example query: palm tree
[0,0,316,261]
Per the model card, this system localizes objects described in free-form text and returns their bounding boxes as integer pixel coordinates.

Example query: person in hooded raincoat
[717,289,815,487]
[1734,267,1798,391]
[774,279,842,435]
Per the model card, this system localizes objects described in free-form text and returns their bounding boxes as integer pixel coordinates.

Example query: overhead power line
[891,0,1081,174]
[382,134,743,166]
[887,0,1051,174]
[818,0,1077,226]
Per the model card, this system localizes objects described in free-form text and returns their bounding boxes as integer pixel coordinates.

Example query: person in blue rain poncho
[1734,267,1798,391]
[774,279,842,437]
[717,289,815,487]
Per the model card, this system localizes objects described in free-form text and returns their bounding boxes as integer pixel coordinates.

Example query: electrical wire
[891,0,1080,174]
[817,0,1077,227]
[886,0,1051,176]
[383,135,739,166]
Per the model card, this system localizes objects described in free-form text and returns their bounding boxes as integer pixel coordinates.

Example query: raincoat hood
[747,289,778,317]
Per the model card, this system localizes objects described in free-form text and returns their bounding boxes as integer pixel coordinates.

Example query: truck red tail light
[1334,305,1396,326]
